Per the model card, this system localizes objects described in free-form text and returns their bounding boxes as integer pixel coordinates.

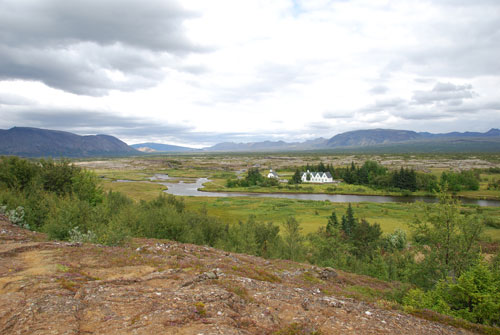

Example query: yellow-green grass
[455,173,500,200]
[204,171,500,200]
[92,167,230,181]
[92,169,160,181]
[99,177,500,241]
[101,180,167,201]
[180,196,500,241]
[203,178,436,197]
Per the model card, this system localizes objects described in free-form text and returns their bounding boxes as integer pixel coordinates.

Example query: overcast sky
[0,0,499,147]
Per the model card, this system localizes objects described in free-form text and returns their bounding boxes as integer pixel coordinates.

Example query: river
[160,178,500,207]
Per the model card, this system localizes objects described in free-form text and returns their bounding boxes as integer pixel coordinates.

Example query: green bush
[404,261,500,326]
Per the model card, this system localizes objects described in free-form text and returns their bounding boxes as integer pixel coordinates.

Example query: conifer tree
[341,203,357,237]
[292,169,302,184]
[326,210,339,235]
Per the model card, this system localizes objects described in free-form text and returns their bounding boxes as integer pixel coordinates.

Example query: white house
[301,170,334,183]
[267,169,279,179]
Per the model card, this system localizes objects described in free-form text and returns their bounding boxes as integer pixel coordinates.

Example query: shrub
[68,226,97,243]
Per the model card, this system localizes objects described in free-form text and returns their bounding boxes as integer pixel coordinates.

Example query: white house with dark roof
[301,170,334,183]
[267,169,279,179]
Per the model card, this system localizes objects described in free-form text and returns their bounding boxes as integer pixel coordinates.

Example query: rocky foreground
[0,216,476,334]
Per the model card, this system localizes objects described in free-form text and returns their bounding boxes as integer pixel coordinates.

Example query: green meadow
[82,154,500,242]
[100,179,500,241]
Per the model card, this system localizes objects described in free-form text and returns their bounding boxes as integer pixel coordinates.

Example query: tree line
[289,161,480,193]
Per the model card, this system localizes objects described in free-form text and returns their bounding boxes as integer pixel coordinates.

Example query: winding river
[161,178,500,207]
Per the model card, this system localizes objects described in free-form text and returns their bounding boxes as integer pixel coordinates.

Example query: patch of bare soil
[0,216,480,334]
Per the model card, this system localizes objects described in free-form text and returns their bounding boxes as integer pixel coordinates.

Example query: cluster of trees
[294,160,481,194]
[225,161,481,195]
[226,167,278,188]
[1,156,498,326]
[440,170,480,192]
[293,161,425,192]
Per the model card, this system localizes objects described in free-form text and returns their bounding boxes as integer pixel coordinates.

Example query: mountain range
[202,128,500,152]
[130,142,195,153]
[0,127,138,157]
[1,127,500,157]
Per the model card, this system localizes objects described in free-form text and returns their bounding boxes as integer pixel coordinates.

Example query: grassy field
[82,154,500,241]
[77,154,500,200]
[202,177,433,197]
[101,180,168,201]
[202,170,500,200]
[99,179,500,241]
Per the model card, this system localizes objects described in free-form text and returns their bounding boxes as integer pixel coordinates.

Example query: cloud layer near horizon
[1,0,499,146]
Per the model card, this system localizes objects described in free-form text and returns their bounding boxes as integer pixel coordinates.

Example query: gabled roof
[301,171,332,178]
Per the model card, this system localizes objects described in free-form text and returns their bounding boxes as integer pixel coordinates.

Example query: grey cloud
[0,0,199,52]
[0,44,166,96]
[0,93,34,106]
[2,107,307,146]
[393,110,451,121]
[307,122,332,130]
[361,98,405,112]
[388,99,500,121]
[322,111,352,119]
[405,3,500,78]
[203,62,309,104]
[0,0,204,95]
[368,85,388,95]
[414,78,435,84]
[2,108,193,138]
[412,82,476,105]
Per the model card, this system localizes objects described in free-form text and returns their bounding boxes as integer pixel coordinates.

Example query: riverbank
[101,178,500,240]
[200,178,500,201]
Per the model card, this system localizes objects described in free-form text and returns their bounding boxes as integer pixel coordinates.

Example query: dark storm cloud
[0,0,203,95]
[412,82,476,105]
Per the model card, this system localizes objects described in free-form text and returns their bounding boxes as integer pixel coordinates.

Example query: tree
[245,167,264,186]
[409,188,484,287]
[341,203,357,237]
[326,210,339,235]
[351,219,382,259]
[281,216,305,261]
[403,261,500,325]
[289,169,302,184]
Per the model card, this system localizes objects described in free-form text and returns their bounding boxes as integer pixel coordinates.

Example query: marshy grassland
[85,153,500,241]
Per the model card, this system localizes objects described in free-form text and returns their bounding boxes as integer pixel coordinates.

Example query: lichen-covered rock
[0,216,477,335]
[319,267,338,280]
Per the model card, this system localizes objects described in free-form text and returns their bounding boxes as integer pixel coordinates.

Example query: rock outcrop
[0,216,476,334]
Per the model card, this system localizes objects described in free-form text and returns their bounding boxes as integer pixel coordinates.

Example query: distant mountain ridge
[2,127,499,157]
[131,142,195,153]
[204,128,500,152]
[0,127,139,157]
[326,129,420,147]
